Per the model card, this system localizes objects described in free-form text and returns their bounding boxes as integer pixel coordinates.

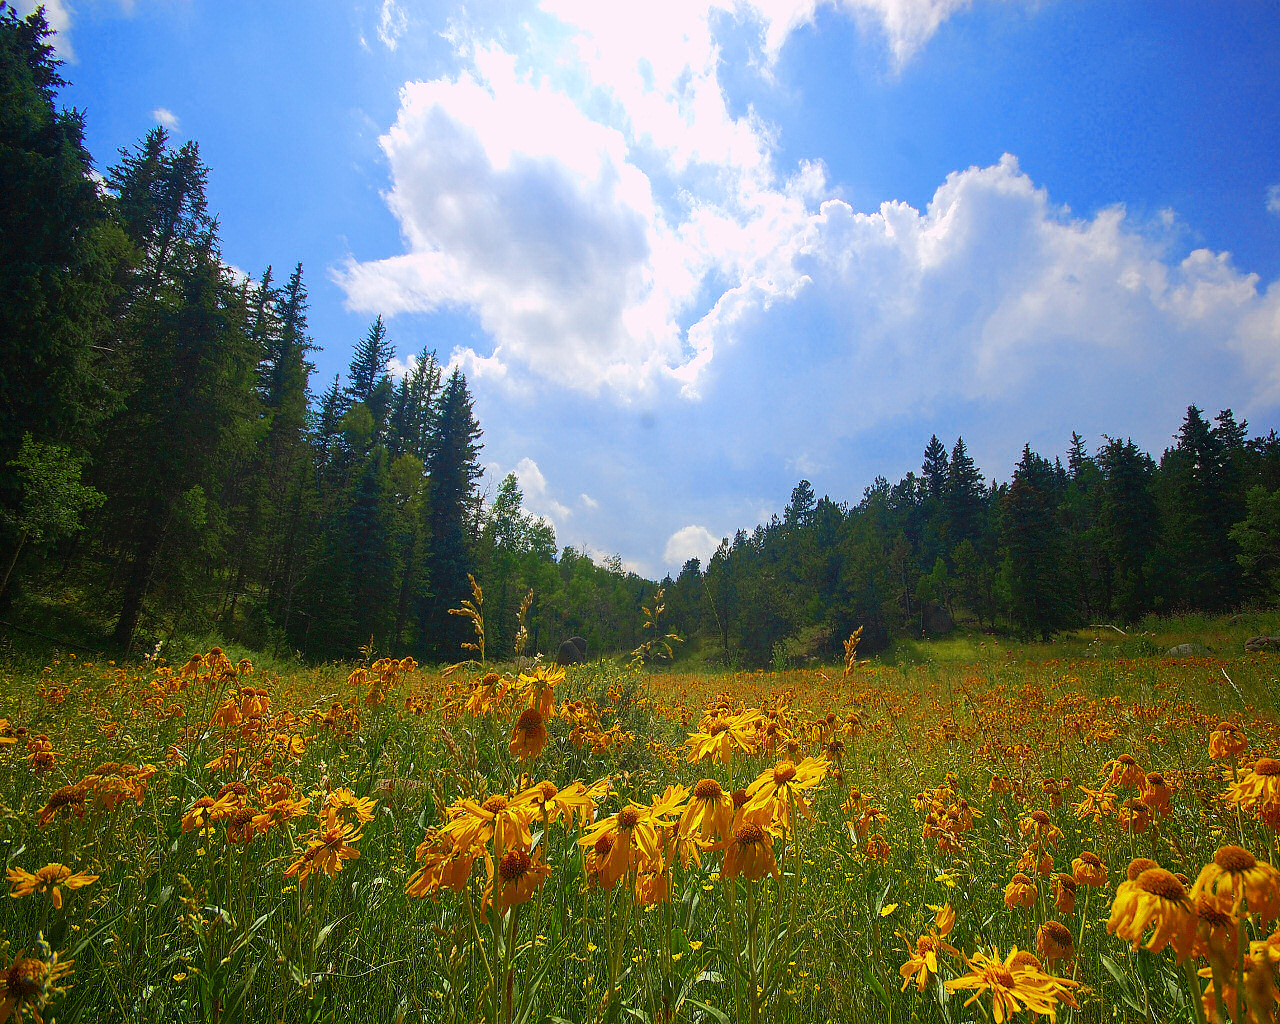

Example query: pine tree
[95,131,259,649]
[1097,436,1157,621]
[944,437,986,549]
[1001,445,1070,639]
[0,6,123,489]
[921,435,949,501]
[424,367,484,655]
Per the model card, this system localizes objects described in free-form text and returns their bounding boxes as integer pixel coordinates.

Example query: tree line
[0,7,655,662]
[655,415,1280,666]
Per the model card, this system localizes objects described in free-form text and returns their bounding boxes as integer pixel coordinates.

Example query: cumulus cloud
[663,525,721,568]
[338,1,1280,570]
[152,107,180,131]
[512,457,571,524]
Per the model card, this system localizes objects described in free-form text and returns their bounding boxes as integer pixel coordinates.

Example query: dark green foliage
[0,5,123,526]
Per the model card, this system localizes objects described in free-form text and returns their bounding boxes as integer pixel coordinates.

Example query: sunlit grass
[1,620,1278,1022]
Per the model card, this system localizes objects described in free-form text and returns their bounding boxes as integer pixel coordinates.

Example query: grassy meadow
[1,613,1279,1023]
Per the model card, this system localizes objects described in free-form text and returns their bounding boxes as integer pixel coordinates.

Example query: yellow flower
[1190,845,1280,923]
[1072,785,1117,823]
[325,788,377,827]
[514,778,607,828]
[484,847,551,920]
[445,793,535,859]
[945,946,1078,1022]
[1107,867,1196,962]
[744,756,827,834]
[678,778,734,845]
[7,864,98,910]
[720,817,778,882]
[1224,757,1280,829]
[284,820,362,888]
[684,709,760,764]
[251,796,310,835]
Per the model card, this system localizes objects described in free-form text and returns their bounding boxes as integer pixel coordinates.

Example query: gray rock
[1245,635,1280,653]
[1166,643,1211,656]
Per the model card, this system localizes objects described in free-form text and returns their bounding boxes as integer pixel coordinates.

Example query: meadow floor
[1,618,1279,1023]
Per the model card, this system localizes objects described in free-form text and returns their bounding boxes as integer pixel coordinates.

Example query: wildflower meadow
[1,612,1279,1024]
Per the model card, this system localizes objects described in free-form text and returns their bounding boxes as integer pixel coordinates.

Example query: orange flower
[508,707,548,761]
[406,832,484,899]
[1053,873,1077,915]
[1190,845,1280,923]
[1072,851,1107,888]
[1004,873,1037,911]
[1107,867,1196,962]
[484,847,551,919]
[720,816,778,882]
[1209,721,1249,760]
[35,785,86,828]
[1116,797,1152,835]
[1036,920,1075,967]
[7,864,97,909]
[1140,772,1172,818]
[1105,754,1145,790]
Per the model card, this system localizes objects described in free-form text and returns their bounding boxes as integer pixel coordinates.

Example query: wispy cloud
[152,107,180,131]
[378,0,408,51]
[1268,183,1280,217]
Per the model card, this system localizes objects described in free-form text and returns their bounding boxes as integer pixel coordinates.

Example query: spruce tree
[424,367,483,654]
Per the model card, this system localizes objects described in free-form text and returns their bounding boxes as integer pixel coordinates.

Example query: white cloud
[378,0,408,51]
[663,525,721,567]
[579,493,599,510]
[513,457,571,524]
[337,3,1280,572]
[1268,183,1280,217]
[152,107,180,131]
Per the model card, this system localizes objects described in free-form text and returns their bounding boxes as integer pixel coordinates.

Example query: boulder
[1166,643,1211,657]
[555,637,587,666]
[1245,635,1280,653]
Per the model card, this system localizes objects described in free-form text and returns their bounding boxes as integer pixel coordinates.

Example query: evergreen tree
[1097,436,1157,621]
[0,6,123,491]
[944,437,986,549]
[1001,445,1070,639]
[921,435,949,501]
[95,130,259,649]
[424,367,483,655]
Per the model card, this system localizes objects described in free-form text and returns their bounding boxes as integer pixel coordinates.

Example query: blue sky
[30,0,1280,575]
